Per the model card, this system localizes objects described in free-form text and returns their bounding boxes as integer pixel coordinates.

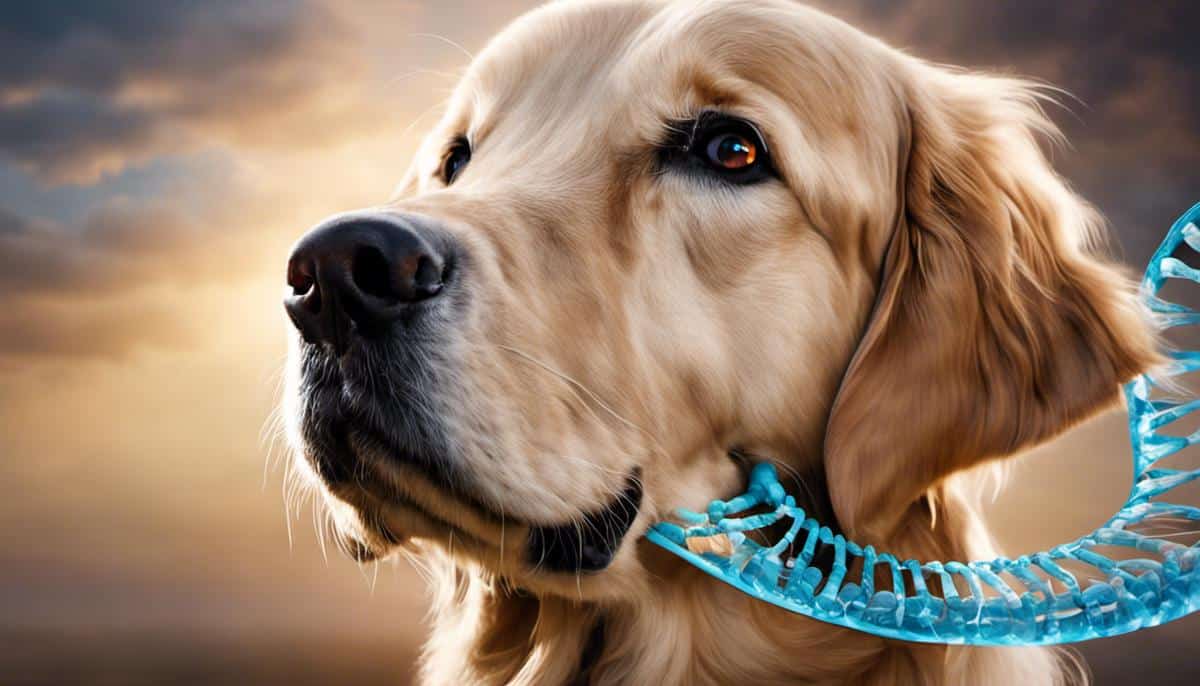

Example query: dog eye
[704,132,757,170]
[441,138,471,184]
[659,114,773,184]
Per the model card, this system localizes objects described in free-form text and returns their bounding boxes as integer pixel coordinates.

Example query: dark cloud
[0,206,37,235]
[0,194,281,298]
[0,91,172,184]
[0,206,184,297]
[0,2,310,91]
[0,0,373,184]
[0,186,290,359]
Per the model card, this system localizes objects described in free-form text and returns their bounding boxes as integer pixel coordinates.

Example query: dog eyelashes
[657,111,776,185]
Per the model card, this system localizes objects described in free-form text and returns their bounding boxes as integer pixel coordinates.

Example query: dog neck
[417,553,918,685]
[415,482,1066,685]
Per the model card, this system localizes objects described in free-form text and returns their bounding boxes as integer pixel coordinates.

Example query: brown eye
[441,139,470,184]
[705,133,757,170]
[658,113,773,184]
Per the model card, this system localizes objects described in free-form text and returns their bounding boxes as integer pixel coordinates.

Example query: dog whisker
[407,32,476,62]
[495,343,666,458]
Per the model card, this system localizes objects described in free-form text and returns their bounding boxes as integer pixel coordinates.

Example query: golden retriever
[281,0,1160,683]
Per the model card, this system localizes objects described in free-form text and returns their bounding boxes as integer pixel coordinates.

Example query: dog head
[281,0,1157,601]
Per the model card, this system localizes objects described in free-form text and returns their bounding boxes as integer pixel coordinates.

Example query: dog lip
[527,468,643,574]
[297,402,647,573]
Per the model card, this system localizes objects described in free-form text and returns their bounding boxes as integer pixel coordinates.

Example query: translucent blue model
[646,202,1200,646]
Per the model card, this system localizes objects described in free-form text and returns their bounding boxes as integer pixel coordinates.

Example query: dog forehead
[466,0,795,101]
[463,1,657,119]
[424,0,906,160]
[453,2,761,158]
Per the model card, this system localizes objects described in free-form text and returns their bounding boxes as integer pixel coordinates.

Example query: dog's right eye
[441,138,471,184]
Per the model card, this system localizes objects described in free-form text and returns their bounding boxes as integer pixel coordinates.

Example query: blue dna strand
[645,202,1200,646]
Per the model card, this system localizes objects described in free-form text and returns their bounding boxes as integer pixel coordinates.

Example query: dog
[281,0,1160,683]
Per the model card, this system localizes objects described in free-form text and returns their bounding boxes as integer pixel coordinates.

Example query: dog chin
[302,430,648,583]
[327,487,657,605]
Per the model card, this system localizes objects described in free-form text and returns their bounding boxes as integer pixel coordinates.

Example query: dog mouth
[301,415,645,574]
[527,469,643,573]
[291,334,646,575]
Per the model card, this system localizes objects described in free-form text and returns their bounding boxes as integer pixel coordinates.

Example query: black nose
[285,213,451,353]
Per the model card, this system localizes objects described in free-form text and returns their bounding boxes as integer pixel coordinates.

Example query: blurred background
[1,1,1198,684]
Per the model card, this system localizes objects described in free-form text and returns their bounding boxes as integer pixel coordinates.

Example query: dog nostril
[288,258,316,297]
[351,244,445,303]
[413,255,444,298]
[351,245,395,300]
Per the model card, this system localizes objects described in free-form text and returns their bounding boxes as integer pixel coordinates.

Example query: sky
[1,1,1198,684]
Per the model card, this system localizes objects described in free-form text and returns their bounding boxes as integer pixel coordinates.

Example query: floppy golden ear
[823,66,1160,545]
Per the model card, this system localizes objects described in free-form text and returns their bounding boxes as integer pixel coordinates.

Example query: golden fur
[283,0,1161,683]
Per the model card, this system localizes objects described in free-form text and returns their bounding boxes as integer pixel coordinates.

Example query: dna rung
[645,202,1200,645]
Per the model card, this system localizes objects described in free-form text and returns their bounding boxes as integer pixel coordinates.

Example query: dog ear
[822,65,1159,545]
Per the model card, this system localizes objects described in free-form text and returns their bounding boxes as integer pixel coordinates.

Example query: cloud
[0,2,319,91]
[0,297,202,360]
[0,204,215,358]
[0,174,298,359]
[1,206,185,297]
[0,205,37,235]
[0,170,282,297]
[0,91,173,185]
[0,0,391,184]
[0,0,483,358]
